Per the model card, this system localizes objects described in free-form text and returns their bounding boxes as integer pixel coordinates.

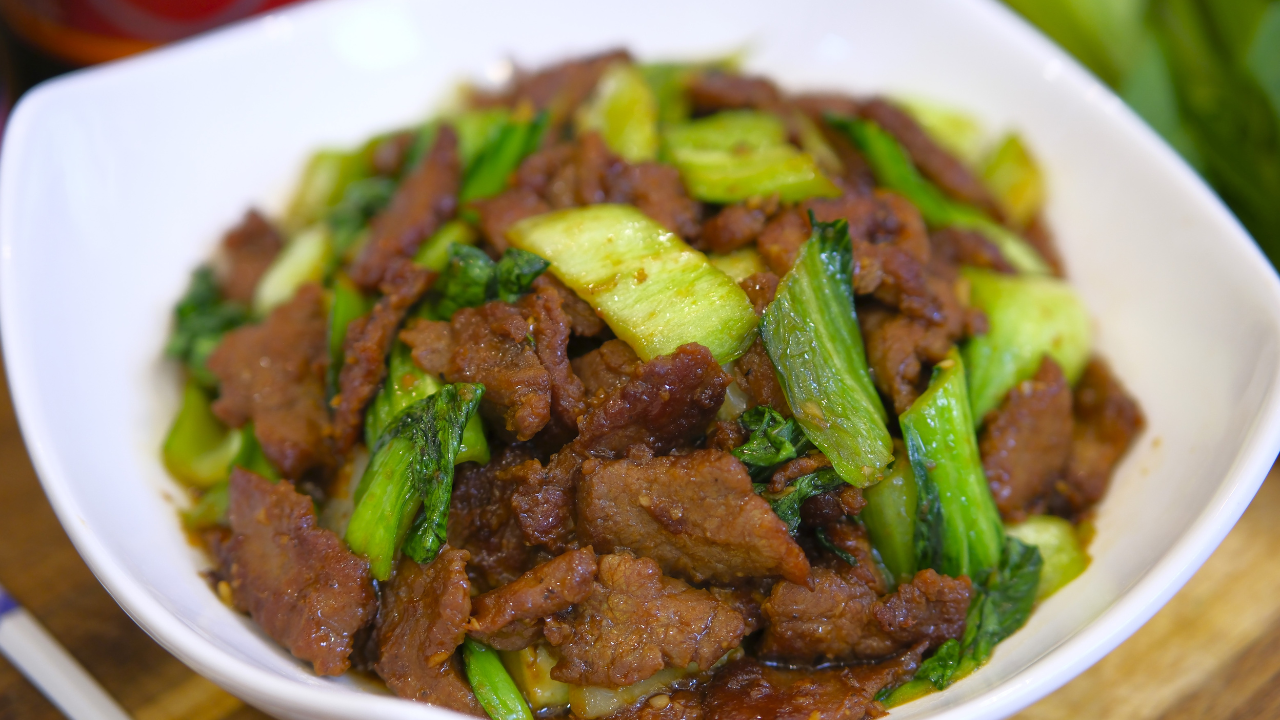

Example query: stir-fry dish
[163,50,1144,719]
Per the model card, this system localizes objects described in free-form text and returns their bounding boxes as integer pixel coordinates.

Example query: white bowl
[4,0,1280,718]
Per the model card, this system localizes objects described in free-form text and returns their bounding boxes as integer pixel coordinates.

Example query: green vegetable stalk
[345,384,483,579]
[577,62,660,162]
[430,245,551,320]
[326,274,372,398]
[980,134,1045,229]
[507,204,759,364]
[463,638,535,720]
[860,442,920,590]
[181,424,278,529]
[364,341,489,465]
[961,267,1092,423]
[165,267,248,388]
[163,379,242,488]
[253,225,332,316]
[285,148,371,233]
[1005,515,1089,601]
[760,217,893,486]
[730,406,813,480]
[829,116,1051,275]
[460,110,549,203]
[900,347,1004,580]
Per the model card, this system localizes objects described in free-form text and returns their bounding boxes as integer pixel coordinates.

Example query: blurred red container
[0,0,304,65]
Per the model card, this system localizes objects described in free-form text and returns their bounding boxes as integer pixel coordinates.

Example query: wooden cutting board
[1,355,1277,720]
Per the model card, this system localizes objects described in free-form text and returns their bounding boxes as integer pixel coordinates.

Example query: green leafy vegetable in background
[165,266,248,387]
[327,176,396,257]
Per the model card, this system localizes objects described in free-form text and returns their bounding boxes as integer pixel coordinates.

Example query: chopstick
[0,584,132,720]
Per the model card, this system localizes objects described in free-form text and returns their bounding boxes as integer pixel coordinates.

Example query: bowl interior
[4,0,1280,718]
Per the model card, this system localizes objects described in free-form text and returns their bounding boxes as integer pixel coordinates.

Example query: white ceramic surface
[3,0,1280,718]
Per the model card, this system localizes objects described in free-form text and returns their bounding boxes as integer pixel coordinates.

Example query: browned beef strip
[930,226,1015,274]
[468,547,598,651]
[608,690,705,720]
[629,162,703,240]
[224,468,375,676]
[702,204,770,254]
[544,553,745,687]
[577,448,810,585]
[350,125,460,290]
[980,357,1074,521]
[799,486,868,527]
[793,96,879,194]
[702,645,925,720]
[769,453,833,493]
[207,283,334,479]
[219,210,282,305]
[709,583,771,636]
[757,209,809,276]
[447,444,539,592]
[473,186,552,256]
[370,131,418,178]
[738,271,779,316]
[332,259,434,453]
[858,305,951,416]
[760,567,970,663]
[519,278,586,446]
[450,301,552,441]
[706,420,748,453]
[472,49,631,133]
[687,71,786,114]
[1055,358,1144,516]
[811,518,884,594]
[400,317,456,376]
[572,339,643,399]
[732,339,790,418]
[535,273,606,337]
[513,343,733,550]
[375,549,478,712]
[858,98,1006,222]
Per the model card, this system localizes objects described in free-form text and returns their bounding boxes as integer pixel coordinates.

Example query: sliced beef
[350,125,460,290]
[630,162,703,240]
[447,445,539,592]
[375,549,478,712]
[519,278,586,446]
[447,302,552,441]
[760,567,969,662]
[706,420,748,453]
[369,130,418,178]
[858,305,952,416]
[687,70,785,114]
[473,49,631,133]
[930,226,1015,275]
[809,518,883,594]
[980,357,1074,521]
[219,209,282,305]
[1056,359,1144,515]
[473,187,551,256]
[535,273,605,337]
[468,547,598,650]
[702,204,770,254]
[733,339,789,418]
[513,343,732,550]
[738,271,779,316]
[400,317,456,376]
[757,209,809,276]
[608,690,705,720]
[572,339,643,399]
[544,553,745,687]
[224,468,375,676]
[577,448,810,585]
[207,283,334,478]
[332,259,434,453]
[858,98,1005,222]
[702,646,924,720]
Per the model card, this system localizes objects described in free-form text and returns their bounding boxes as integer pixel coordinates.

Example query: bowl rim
[5,0,1280,718]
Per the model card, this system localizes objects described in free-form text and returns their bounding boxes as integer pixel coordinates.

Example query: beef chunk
[219,210,282,305]
[447,445,539,592]
[858,305,951,416]
[468,547,598,650]
[980,357,1074,521]
[382,655,483,717]
[225,469,375,676]
[702,204,770,254]
[577,449,810,585]
[450,302,552,441]
[930,226,1015,275]
[706,420,748,453]
[369,130,418,178]
[544,553,745,687]
[702,647,924,720]
[733,339,789,417]
[350,125,460,290]
[535,273,606,337]
[1056,359,1144,515]
[572,339,643,399]
[473,187,551,256]
[513,344,732,550]
[519,278,586,446]
[757,209,809,276]
[473,49,631,132]
[738,272,779,316]
[332,260,434,453]
[630,162,703,240]
[376,549,478,712]
[858,98,1005,222]
[810,518,883,594]
[687,71,786,116]
[208,284,334,478]
[760,567,969,662]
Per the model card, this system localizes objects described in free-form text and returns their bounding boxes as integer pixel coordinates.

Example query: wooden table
[1,354,1277,720]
